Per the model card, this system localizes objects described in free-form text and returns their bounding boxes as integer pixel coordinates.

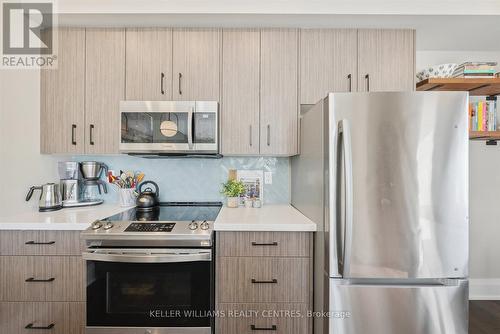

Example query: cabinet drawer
[216,303,310,334]
[217,257,310,303]
[0,231,83,256]
[0,256,85,301]
[0,302,85,334]
[217,232,311,257]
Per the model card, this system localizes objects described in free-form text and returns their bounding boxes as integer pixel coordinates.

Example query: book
[469,100,497,132]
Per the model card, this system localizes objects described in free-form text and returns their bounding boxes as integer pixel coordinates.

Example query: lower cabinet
[216,231,313,334]
[0,256,85,301]
[217,303,309,334]
[0,302,85,334]
[0,230,85,333]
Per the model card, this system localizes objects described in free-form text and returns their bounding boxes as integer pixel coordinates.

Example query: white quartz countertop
[214,204,316,232]
[0,204,129,230]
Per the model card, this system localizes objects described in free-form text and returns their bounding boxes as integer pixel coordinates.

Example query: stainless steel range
[81,202,221,334]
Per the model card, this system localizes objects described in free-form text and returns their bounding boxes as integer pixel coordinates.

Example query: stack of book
[453,62,498,78]
[469,100,497,131]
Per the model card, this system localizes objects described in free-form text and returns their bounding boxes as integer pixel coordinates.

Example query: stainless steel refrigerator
[291,92,469,334]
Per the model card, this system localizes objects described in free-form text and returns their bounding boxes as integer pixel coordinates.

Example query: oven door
[120,101,195,153]
[83,248,213,333]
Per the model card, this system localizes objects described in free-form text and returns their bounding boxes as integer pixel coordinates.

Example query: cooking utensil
[26,183,62,212]
[136,181,160,211]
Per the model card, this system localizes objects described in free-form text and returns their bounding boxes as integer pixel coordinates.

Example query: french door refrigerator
[291,92,469,334]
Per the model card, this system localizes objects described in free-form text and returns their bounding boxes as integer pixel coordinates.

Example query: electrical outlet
[264,171,273,184]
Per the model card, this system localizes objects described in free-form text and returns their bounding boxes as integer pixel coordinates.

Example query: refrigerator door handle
[339,119,354,277]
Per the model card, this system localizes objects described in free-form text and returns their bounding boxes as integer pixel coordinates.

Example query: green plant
[220,179,245,197]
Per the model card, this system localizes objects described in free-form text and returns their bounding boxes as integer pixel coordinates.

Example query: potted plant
[221,179,245,208]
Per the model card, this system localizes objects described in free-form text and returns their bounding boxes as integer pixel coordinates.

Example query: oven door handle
[82,251,211,263]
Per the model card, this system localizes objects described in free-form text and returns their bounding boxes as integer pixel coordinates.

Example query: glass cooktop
[103,202,222,222]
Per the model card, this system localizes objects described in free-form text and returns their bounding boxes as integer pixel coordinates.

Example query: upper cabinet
[40,28,85,154]
[260,29,299,156]
[300,29,358,104]
[221,29,260,156]
[85,28,125,154]
[172,29,221,101]
[125,28,173,100]
[357,29,415,92]
[40,27,415,157]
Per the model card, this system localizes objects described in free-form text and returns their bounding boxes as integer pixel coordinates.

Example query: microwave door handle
[82,251,211,263]
[187,108,194,150]
[339,119,354,277]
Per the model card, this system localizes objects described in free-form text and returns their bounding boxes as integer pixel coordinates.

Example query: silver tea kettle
[26,183,62,212]
[136,181,160,211]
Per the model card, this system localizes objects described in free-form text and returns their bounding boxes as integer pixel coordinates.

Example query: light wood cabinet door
[40,28,85,154]
[260,29,299,156]
[217,303,310,334]
[172,28,221,101]
[126,28,173,100]
[217,257,310,303]
[0,302,85,334]
[358,29,415,92]
[300,29,358,104]
[217,232,311,257]
[0,231,83,256]
[0,256,85,302]
[85,28,125,154]
[221,29,260,155]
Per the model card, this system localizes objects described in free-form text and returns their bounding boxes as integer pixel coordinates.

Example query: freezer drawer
[329,279,468,334]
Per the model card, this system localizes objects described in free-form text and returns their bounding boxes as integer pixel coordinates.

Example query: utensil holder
[119,188,137,207]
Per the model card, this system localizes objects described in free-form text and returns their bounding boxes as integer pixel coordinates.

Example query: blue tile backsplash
[72,156,290,204]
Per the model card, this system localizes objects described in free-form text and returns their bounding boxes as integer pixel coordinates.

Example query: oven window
[87,260,211,327]
[121,112,189,144]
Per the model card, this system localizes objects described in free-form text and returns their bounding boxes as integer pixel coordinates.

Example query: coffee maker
[58,161,106,208]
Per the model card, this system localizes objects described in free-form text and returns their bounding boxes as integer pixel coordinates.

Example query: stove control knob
[103,222,114,230]
[200,221,210,230]
[189,222,198,230]
[91,221,103,230]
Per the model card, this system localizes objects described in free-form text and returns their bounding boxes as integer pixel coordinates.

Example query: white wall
[0,69,59,216]
[418,50,500,299]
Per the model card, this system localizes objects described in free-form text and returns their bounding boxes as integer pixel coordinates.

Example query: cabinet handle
[249,125,253,147]
[89,124,95,145]
[178,73,183,95]
[347,74,352,92]
[71,124,77,145]
[160,72,165,95]
[251,278,278,284]
[267,125,270,146]
[251,241,278,246]
[25,277,55,282]
[365,74,370,92]
[251,325,277,331]
[25,240,55,245]
[25,323,55,330]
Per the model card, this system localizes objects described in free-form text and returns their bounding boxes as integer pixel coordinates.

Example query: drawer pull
[251,325,277,331]
[25,323,55,330]
[25,277,55,283]
[25,240,55,245]
[251,278,277,284]
[251,242,278,246]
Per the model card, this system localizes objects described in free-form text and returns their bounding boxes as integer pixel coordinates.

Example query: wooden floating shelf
[469,131,500,140]
[416,78,500,96]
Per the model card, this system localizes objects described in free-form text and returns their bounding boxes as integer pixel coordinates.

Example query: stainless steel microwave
[120,101,219,156]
